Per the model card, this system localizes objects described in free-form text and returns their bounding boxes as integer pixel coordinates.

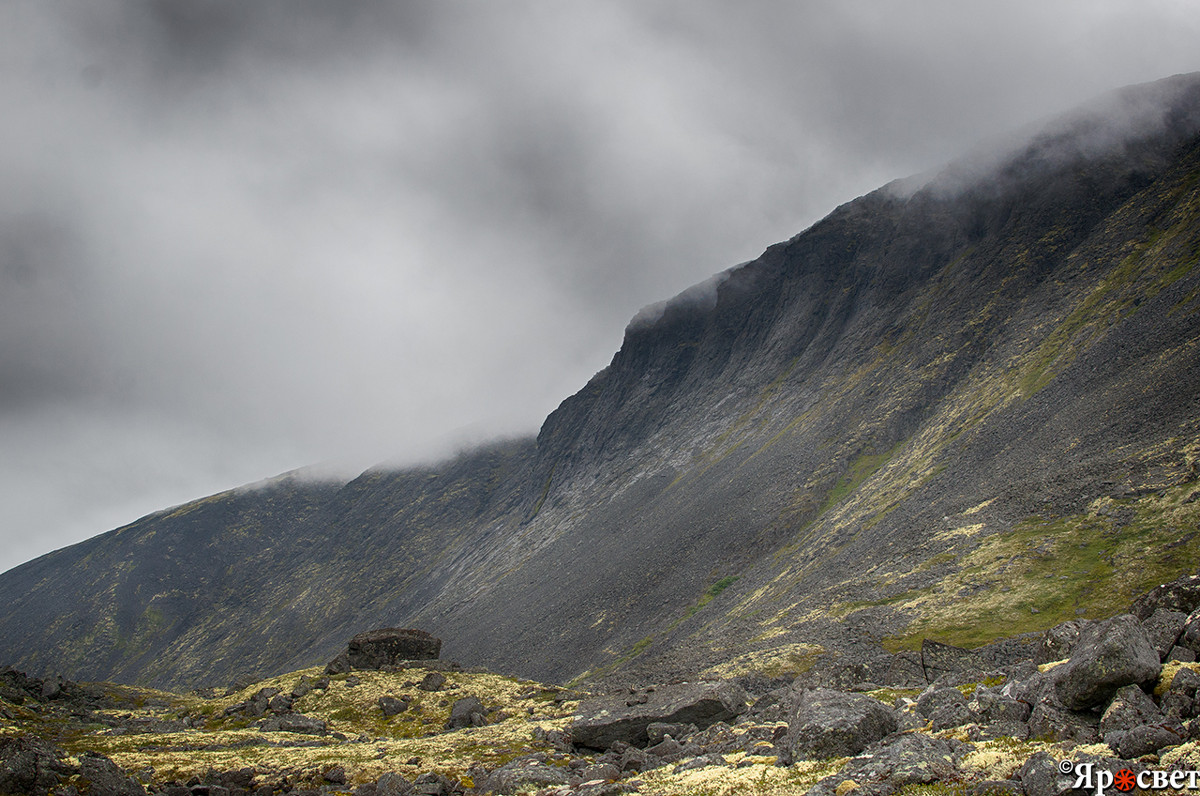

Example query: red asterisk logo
[1113,768,1136,792]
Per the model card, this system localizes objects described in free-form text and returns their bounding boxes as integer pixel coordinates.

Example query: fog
[2,1,1198,572]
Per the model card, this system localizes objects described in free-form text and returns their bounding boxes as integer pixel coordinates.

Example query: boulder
[884,651,927,687]
[922,639,983,682]
[418,672,446,692]
[77,752,147,796]
[1130,574,1200,620]
[930,701,976,731]
[570,681,748,750]
[1099,684,1161,738]
[915,686,967,718]
[379,696,409,717]
[745,688,789,723]
[374,771,414,796]
[445,696,486,730]
[1027,702,1100,743]
[348,628,442,669]
[969,690,1031,724]
[787,687,897,761]
[1050,614,1161,710]
[1113,724,1184,758]
[1142,608,1188,660]
[411,771,457,795]
[796,650,894,690]
[646,721,696,745]
[259,713,327,735]
[840,732,958,787]
[805,733,959,796]
[644,736,685,763]
[1169,646,1197,662]
[482,760,569,794]
[325,651,351,675]
[0,735,77,796]
[1016,751,1079,796]
[1035,619,1091,665]
[1179,609,1200,655]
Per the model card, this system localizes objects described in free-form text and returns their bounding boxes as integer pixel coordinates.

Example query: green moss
[631,636,654,656]
[883,475,1200,651]
[530,466,555,518]
[821,446,901,514]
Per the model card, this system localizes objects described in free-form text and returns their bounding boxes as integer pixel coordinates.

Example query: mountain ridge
[3,73,1200,691]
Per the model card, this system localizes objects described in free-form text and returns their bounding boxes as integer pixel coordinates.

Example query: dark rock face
[787,688,897,760]
[347,629,442,669]
[1050,614,1161,710]
[570,682,748,750]
[4,75,1200,692]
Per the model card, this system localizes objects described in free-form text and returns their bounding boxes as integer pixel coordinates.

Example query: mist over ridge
[2,71,1199,693]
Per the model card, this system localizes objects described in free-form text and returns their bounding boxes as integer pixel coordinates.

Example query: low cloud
[1,0,1198,571]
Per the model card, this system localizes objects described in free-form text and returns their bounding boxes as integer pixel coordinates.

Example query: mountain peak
[3,74,1200,691]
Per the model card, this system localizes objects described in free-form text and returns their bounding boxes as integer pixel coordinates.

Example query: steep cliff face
[3,74,1200,689]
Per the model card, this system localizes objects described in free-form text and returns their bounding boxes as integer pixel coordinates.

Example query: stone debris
[9,578,1200,794]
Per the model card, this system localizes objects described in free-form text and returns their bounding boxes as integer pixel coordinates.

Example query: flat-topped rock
[335,628,442,671]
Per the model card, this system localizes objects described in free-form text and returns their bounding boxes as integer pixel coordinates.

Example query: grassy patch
[820,449,896,514]
[883,476,1200,651]
[41,666,579,788]
[701,643,824,680]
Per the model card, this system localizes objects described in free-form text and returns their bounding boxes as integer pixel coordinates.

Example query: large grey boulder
[1035,619,1091,665]
[570,682,748,750]
[1130,574,1200,620]
[347,628,442,669]
[804,733,959,796]
[1016,751,1079,796]
[76,752,146,796]
[922,639,983,682]
[1027,702,1100,743]
[1050,614,1161,710]
[1099,684,1161,738]
[258,713,327,735]
[0,735,78,796]
[1112,724,1184,759]
[482,760,569,794]
[445,696,487,730]
[787,687,897,761]
[1142,608,1188,660]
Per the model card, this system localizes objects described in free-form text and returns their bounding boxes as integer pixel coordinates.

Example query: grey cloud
[1,1,1198,572]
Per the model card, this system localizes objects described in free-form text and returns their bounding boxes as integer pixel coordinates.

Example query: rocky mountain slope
[7,576,1200,795]
[3,73,1200,691]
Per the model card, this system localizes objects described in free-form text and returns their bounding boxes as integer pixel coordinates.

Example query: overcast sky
[2,1,1198,573]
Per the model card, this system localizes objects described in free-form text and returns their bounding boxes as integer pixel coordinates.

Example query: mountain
[3,73,1200,690]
